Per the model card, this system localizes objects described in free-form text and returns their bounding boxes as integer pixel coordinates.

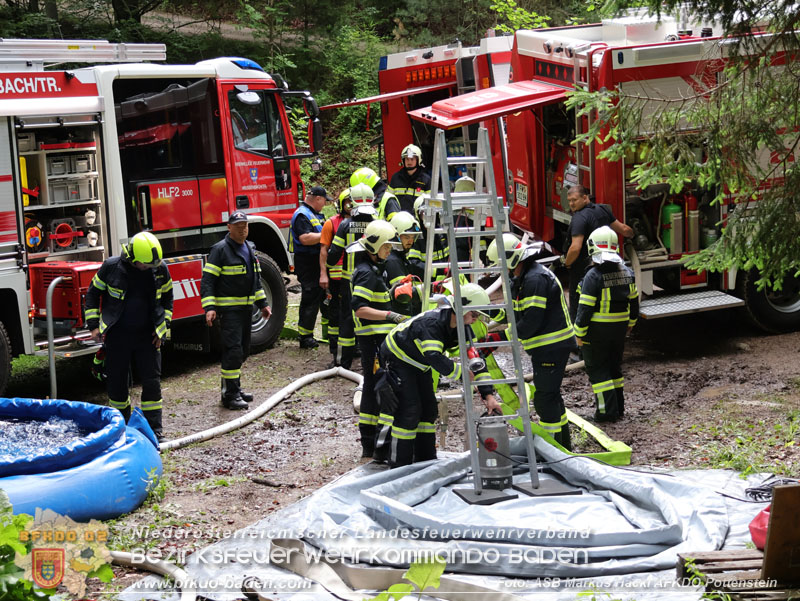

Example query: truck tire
[250,251,288,352]
[738,269,800,333]
[0,322,11,397]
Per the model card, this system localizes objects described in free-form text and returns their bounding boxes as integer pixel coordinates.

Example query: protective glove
[431,280,446,295]
[478,332,503,355]
[391,275,415,304]
[386,311,408,324]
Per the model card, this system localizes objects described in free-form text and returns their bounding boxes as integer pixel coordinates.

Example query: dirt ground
[7,281,800,597]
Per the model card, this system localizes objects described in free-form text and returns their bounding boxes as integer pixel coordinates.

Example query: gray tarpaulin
[122,436,767,601]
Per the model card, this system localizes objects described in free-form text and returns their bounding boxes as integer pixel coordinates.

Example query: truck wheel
[739,269,800,333]
[0,322,11,397]
[250,252,288,352]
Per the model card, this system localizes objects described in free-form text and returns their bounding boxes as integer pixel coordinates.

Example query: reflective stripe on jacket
[85,256,173,337]
[201,234,267,312]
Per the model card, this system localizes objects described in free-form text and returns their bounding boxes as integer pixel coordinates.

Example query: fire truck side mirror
[303,96,320,119]
[308,118,322,154]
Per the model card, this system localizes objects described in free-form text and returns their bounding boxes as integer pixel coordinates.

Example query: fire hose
[159,366,362,452]
[110,550,195,601]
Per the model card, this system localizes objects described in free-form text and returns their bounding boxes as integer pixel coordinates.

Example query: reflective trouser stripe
[141,398,163,411]
[378,413,394,426]
[559,412,568,426]
[359,412,378,426]
[613,377,624,389]
[109,397,130,410]
[391,425,416,440]
[221,368,241,379]
[539,420,561,435]
[591,380,615,394]
[328,326,340,336]
[298,325,314,336]
[339,336,355,348]
[416,421,436,434]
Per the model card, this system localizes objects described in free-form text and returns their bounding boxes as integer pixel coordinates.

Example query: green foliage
[491,0,550,33]
[0,492,54,601]
[365,556,446,601]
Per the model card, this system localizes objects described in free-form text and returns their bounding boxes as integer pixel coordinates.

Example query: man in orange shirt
[319,189,352,367]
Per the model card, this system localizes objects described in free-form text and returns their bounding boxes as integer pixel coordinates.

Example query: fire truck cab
[0,40,321,395]
[409,15,800,332]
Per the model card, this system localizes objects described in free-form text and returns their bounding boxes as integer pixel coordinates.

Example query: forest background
[0,0,602,193]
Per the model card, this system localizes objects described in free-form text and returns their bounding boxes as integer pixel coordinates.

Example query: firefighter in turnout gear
[319,189,353,366]
[201,211,272,410]
[326,183,376,369]
[380,283,499,468]
[386,211,423,317]
[408,195,449,281]
[485,234,575,449]
[350,167,401,222]
[85,231,173,440]
[290,185,329,349]
[348,219,406,458]
[388,144,431,214]
[574,226,638,422]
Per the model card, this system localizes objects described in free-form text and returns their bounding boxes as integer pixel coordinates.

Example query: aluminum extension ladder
[421,127,554,503]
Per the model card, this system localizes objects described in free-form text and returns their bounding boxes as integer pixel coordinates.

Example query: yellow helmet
[350,167,380,189]
[486,233,543,270]
[445,283,492,317]
[125,231,162,268]
[390,211,422,236]
[359,220,397,254]
[454,176,475,193]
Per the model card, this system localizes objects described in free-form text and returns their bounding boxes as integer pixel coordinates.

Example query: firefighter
[451,175,487,264]
[388,144,431,214]
[85,231,173,441]
[290,185,330,349]
[347,219,407,458]
[408,195,449,281]
[326,183,377,369]
[201,211,272,410]
[563,184,633,324]
[319,189,352,366]
[384,211,425,319]
[380,283,500,468]
[485,234,575,449]
[350,167,401,222]
[573,226,639,422]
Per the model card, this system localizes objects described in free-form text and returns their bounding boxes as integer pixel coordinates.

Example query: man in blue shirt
[290,186,329,348]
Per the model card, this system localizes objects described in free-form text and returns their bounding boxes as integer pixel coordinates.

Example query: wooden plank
[699,559,765,572]
[707,570,765,583]
[681,550,764,562]
[762,484,800,581]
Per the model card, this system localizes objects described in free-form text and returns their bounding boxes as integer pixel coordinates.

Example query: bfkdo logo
[32,548,66,588]
[15,509,113,596]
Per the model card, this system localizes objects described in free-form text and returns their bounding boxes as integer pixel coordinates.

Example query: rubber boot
[557,423,572,452]
[145,409,163,442]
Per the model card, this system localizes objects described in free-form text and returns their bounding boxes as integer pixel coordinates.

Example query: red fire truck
[0,39,321,394]
[321,34,513,195]
[407,16,800,332]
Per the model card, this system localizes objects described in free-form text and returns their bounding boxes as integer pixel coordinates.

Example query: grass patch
[689,412,800,477]
[194,476,248,493]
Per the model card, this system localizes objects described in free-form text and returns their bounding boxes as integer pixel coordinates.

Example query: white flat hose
[160,367,363,451]
[111,550,195,601]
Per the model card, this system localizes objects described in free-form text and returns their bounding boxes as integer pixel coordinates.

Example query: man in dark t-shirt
[563,185,633,323]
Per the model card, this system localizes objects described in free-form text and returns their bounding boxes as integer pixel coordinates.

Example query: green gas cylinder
[661,200,683,250]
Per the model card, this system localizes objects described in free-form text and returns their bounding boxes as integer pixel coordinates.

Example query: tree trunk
[44,0,57,19]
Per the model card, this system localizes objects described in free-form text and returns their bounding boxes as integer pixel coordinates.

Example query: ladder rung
[454,266,497,275]
[434,228,492,238]
[431,261,475,270]
[577,165,591,172]
[446,156,489,166]
[472,340,514,349]
[429,193,497,205]
[472,377,522,386]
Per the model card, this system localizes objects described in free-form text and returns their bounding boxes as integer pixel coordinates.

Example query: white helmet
[401,143,423,167]
[358,219,397,254]
[445,282,492,318]
[587,225,622,264]
[486,233,542,270]
[454,176,476,193]
[349,182,376,216]
[390,211,422,237]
